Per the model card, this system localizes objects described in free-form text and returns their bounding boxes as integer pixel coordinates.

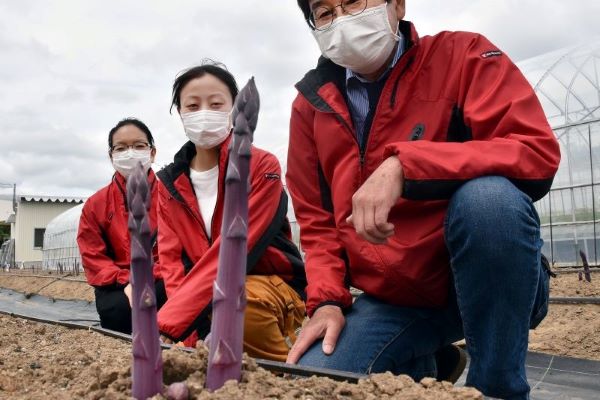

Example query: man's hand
[124,283,133,307]
[286,305,345,364]
[347,156,403,244]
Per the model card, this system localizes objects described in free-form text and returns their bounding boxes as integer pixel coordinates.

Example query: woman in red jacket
[77,118,167,334]
[156,62,306,361]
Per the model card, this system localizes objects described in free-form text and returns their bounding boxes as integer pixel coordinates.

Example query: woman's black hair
[297,0,311,21]
[170,60,239,113]
[108,118,155,149]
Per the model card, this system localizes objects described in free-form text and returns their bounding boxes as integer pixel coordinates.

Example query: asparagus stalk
[127,162,163,399]
[579,250,592,282]
[206,78,259,391]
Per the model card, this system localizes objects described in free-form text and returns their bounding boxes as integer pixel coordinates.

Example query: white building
[11,196,85,267]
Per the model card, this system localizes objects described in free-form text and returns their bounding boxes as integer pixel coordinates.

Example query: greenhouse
[519,39,600,266]
[42,203,84,274]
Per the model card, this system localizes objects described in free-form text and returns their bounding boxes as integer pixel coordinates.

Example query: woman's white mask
[181,110,232,149]
[112,149,152,178]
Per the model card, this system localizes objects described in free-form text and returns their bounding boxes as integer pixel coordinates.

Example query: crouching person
[156,62,307,361]
[77,118,167,334]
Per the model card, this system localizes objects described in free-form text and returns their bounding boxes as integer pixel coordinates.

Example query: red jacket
[156,137,306,341]
[77,170,161,287]
[286,21,560,317]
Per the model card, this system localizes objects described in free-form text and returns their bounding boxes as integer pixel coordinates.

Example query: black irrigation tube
[0,310,367,384]
[549,297,600,305]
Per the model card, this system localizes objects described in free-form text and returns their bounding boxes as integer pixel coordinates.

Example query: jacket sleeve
[157,152,287,341]
[150,173,163,281]
[156,185,186,297]
[77,201,129,286]
[286,96,353,317]
[384,34,560,201]
[151,244,162,281]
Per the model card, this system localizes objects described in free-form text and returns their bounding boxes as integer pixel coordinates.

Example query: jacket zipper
[339,55,416,172]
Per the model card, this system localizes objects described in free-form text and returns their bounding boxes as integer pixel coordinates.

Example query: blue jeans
[298,177,550,400]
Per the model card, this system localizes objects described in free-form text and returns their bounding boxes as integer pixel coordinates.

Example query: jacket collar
[157,135,232,203]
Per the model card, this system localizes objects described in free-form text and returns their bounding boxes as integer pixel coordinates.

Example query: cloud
[0,0,598,198]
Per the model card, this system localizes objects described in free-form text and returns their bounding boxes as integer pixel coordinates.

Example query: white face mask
[112,149,152,178]
[312,3,400,75]
[181,110,232,149]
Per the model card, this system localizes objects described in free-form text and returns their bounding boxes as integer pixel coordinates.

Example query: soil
[528,304,600,360]
[0,315,483,400]
[0,271,94,302]
[0,270,598,398]
[525,271,600,361]
[547,271,600,297]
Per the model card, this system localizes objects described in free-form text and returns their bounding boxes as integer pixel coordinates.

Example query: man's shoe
[435,344,467,383]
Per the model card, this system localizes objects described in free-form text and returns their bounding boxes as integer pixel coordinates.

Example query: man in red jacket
[286,1,560,399]
[78,118,167,334]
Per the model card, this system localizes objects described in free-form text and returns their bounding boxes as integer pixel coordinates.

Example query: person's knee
[446,176,537,240]
[95,288,131,333]
[243,275,304,360]
[244,295,288,360]
[450,177,528,216]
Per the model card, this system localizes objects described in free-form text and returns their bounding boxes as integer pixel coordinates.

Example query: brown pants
[243,275,305,361]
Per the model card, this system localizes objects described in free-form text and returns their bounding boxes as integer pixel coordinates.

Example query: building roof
[19,195,86,204]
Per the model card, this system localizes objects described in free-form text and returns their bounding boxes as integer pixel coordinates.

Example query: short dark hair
[297,0,393,25]
[297,0,311,20]
[108,118,154,149]
[170,60,239,113]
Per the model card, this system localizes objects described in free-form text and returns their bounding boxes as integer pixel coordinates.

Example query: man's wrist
[311,301,346,317]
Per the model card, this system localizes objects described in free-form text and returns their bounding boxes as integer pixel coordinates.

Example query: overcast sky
[0,0,598,198]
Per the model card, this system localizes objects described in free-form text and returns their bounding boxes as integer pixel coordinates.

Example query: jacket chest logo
[410,123,425,141]
[481,50,502,59]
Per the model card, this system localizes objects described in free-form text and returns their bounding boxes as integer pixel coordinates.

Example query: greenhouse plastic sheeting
[0,288,599,399]
[42,203,84,274]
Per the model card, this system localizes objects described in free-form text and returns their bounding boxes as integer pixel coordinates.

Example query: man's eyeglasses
[111,142,151,154]
[308,0,369,31]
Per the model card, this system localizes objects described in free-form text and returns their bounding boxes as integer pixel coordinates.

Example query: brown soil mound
[523,271,600,361]
[0,315,482,400]
[0,271,94,302]
[529,304,600,360]
[549,271,600,297]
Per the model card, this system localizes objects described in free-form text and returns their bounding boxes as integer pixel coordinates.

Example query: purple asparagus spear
[206,78,259,391]
[127,162,163,399]
[579,250,592,283]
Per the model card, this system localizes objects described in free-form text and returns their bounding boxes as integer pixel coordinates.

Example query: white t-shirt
[189,165,219,239]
